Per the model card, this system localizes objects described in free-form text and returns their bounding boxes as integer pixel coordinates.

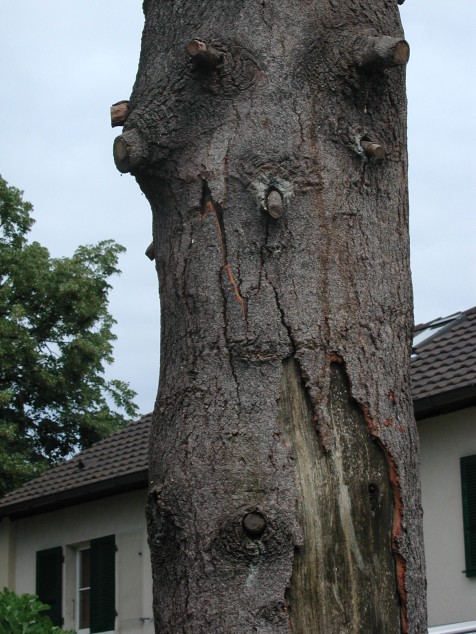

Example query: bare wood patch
[279,359,401,633]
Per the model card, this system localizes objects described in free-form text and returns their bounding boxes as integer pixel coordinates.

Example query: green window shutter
[36,546,63,626]
[461,454,476,577]
[90,534,116,633]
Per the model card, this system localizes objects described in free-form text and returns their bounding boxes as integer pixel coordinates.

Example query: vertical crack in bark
[223,262,246,320]
[218,247,242,410]
[181,221,195,315]
[201,179,247,322]
[200,179,243,408]
[269,277,297,354]
[292,96,305,150]
[222,134,231,205]
[256,218,270,296]
[257,211,299,367]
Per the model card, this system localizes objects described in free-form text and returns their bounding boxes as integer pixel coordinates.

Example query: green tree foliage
[0,176,138,496]
[0,588,75,634]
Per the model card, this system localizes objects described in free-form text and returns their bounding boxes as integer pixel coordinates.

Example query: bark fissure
[202,180,247,323]
[265,272,295,354]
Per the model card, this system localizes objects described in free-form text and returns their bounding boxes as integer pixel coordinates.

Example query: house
[0,307,475,631]
[0,414,153,633]
[412,307,476,626]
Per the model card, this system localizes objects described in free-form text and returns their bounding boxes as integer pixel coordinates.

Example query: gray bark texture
[115,0,426,631]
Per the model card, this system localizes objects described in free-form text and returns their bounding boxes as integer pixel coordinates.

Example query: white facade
[0,489,154,634]
[418,406,476,627]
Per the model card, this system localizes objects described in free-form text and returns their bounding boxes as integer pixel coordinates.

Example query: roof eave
[0,468,149,521]
[414,384,476,420]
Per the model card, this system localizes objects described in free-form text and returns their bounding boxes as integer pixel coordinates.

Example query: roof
[412,306,476,418]
[0,414,151,519]
[1,306,475,519]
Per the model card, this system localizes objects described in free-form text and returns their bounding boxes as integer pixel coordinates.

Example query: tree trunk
[115,0,426,631]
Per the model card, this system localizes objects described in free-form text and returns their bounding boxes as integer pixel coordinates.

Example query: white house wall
[10,489,153,634]
[418,405,476,627]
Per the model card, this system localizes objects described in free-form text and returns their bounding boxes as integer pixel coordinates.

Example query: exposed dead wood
[354,36,410,70]
[361,139,385,159]
[186,39,224,66]
[145,242,155,260]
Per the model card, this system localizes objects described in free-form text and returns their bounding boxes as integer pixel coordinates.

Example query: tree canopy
[0,176,138,496]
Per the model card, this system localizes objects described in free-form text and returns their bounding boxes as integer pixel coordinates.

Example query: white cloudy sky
[1,2,475,414]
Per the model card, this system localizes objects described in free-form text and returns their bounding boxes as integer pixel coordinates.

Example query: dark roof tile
[411,306,476,402]
[0,414,151,517]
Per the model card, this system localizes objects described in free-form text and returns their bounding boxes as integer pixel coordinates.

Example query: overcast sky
[1,2,475,415]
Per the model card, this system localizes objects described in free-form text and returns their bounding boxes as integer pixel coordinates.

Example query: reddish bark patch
[207,199,226,259]
[224,263,246,320]
[383,447,408,633]
[206,197,246,319]
[360,404,382,435]
[328,352,344,364]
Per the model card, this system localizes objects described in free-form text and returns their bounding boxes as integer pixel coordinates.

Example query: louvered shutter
[461,454,476,577]
[90,534,116,633]
[36,546,63,626]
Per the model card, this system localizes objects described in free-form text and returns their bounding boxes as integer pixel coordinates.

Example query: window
[412,313,462,350]
[461,455,476,577]
[36,535,116,633]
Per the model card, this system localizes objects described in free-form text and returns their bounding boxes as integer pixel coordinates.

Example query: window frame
[76,543,92,634]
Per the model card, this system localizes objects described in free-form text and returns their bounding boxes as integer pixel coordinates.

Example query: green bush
[0,587,75,634]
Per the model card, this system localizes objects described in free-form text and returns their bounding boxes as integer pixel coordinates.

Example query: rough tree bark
[114,0,426,631]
